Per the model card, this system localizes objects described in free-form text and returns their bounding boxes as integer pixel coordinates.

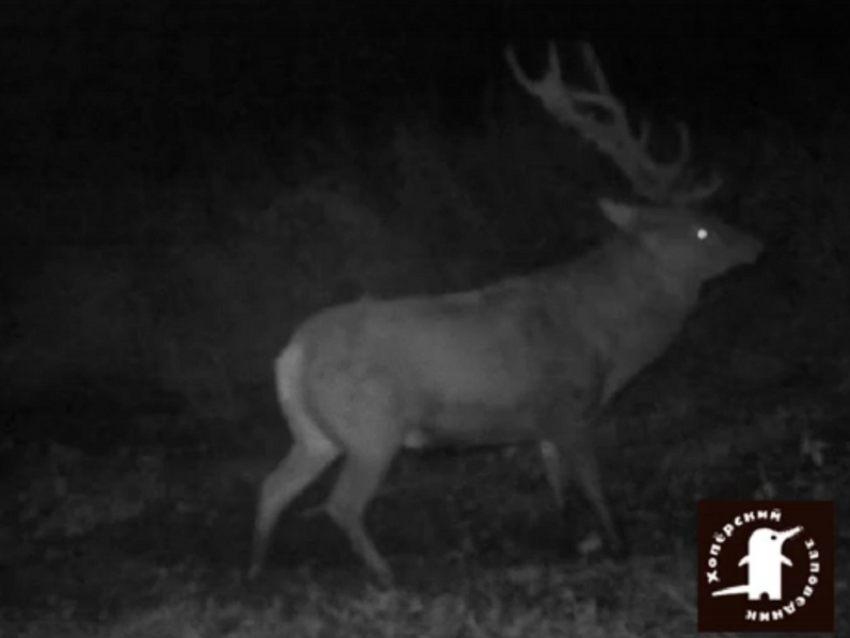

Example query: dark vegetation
[1,1,848,636]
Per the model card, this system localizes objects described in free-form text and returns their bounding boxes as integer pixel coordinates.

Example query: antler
[505,42,722,205]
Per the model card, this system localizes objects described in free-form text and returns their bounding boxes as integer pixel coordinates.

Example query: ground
[3,361,847,637]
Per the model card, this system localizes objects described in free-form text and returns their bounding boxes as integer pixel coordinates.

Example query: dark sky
[3,2,845,98]
[1,0,846,160]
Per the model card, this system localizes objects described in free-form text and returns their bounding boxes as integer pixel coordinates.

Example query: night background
[2,0,848,635]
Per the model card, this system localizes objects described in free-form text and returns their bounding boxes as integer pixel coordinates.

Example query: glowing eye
[696,227,709,240]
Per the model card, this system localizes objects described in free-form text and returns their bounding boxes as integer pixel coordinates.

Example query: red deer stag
[249,42,762,585]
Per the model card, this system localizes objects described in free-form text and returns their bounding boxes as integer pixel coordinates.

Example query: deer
[249,42,763,585]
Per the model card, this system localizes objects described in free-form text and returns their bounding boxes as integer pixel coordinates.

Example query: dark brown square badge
[698,501,835,632]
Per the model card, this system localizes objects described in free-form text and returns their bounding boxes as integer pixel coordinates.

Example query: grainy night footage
[1,1,846,636]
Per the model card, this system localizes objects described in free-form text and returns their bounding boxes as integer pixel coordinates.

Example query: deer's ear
[598,198,639,230]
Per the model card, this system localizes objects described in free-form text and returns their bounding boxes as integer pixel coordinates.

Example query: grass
[3,381,847,636]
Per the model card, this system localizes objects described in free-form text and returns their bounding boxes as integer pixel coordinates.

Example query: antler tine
[505,44,634,157]
[671,171,724,205]
[506,40,724,205]
[579,41,610,96]
[505,43,564,111]
[632,121,724,204]
[636,122,691,196]
[654,123,725,205]
[546,41,563,86]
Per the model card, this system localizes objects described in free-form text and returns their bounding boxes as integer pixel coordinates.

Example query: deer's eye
[696,227,709,241]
